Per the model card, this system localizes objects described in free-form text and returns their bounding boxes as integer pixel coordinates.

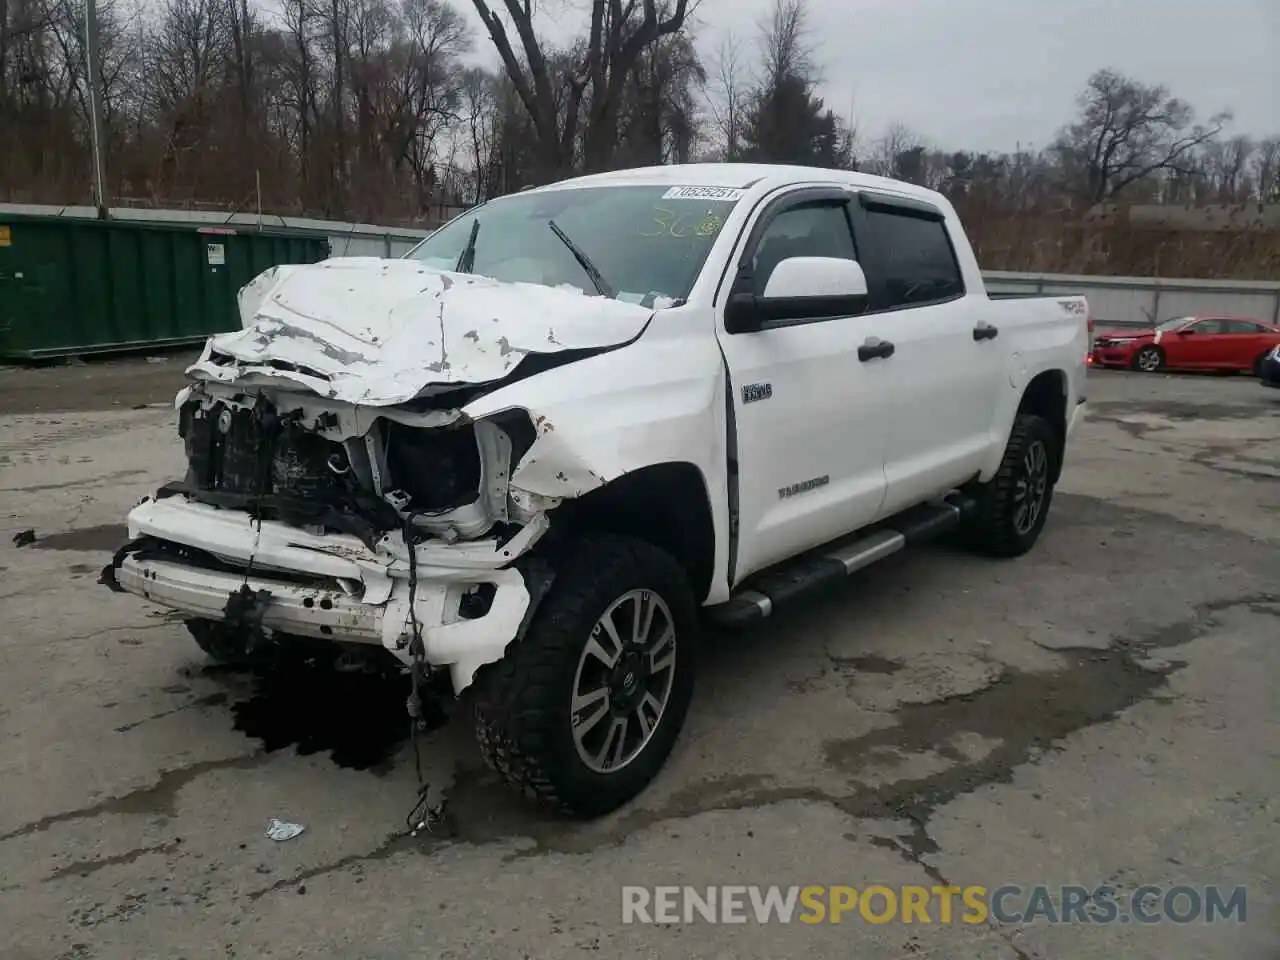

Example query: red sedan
[1091,315,1280,374]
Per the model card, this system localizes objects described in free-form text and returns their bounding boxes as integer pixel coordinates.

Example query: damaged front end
[104,379,559,693]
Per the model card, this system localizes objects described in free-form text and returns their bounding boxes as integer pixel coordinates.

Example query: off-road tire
[473,534,698,818]
[961,414,1059,558]
[1132,345,1164,373]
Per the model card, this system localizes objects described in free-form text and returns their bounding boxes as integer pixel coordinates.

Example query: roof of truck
[530,162,949,207]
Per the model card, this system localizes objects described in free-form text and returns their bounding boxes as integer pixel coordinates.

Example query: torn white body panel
[463,307,734,602]
[123,497,543,691]
[190,257,655,406]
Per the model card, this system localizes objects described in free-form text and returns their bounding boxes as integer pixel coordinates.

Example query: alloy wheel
[570,588,677,774]
[1012,440,1049,536]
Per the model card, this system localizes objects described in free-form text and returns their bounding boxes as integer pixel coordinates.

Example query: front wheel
[473,535,698,818]
[1133,346,1164,372]
[186,618,252,664]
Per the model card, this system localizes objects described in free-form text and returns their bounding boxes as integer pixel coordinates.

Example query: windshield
[405,185,742,305]
[1156,316,1193,331]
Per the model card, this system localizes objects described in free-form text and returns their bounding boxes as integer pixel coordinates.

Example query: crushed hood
[187,257,654,406]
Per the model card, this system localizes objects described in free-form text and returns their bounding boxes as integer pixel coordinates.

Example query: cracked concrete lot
[1,357,1277,960]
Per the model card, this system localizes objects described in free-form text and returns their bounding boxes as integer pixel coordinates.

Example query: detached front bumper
[109,497,546,692]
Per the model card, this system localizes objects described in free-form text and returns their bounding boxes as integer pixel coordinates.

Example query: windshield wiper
[455,219,480,274]
[547,219,616,298]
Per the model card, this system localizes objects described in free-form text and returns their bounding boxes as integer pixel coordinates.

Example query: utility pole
[85,0,109,218]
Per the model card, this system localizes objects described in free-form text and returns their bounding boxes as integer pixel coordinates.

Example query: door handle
[858,337,895,362]
[973,322,999,341]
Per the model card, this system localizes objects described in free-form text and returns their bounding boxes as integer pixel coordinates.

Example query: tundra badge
[779,475,830,499]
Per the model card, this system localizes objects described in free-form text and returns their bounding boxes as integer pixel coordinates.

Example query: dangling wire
[241,399,273,587]
[402,511,442,836]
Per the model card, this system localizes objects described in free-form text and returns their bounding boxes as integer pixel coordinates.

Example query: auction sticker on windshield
[662,186,745,201]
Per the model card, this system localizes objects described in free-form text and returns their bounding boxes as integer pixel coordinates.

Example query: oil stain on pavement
[29,523,128,552]
[227,659,449,772]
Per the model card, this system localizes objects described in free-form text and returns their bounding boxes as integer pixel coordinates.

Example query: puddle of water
[821,645,1170,813]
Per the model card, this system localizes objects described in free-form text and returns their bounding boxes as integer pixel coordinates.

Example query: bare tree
[755,0,812,91]
[1054,68,1231,202]
[737,0,845,167]
[224,0,256,142]
[397,0,470,209]
[866,122,922,178]
[1198,134,1254,202]
[1249,136,1280,203]
[704,29,744,160]
[468,0,692,178]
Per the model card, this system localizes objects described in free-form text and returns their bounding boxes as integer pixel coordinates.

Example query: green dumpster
[0,215,330,360]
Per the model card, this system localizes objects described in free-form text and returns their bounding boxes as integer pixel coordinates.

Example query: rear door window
[1222,319,1266,334]
[859,206,965,310]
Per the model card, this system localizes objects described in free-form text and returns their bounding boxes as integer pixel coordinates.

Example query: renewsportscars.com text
[621,884,1248,925]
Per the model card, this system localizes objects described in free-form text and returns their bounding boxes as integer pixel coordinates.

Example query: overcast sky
[458,0,1279,153]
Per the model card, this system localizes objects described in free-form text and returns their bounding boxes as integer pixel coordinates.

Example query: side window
[1191,319,1225,334]
[1223,319,1263,334]
[751,201,856,296]
[861,207,965,309]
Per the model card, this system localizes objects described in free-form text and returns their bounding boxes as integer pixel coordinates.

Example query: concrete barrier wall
[983,271,1280,330]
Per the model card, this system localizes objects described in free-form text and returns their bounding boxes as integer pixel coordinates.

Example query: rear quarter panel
[978,296,1090,481]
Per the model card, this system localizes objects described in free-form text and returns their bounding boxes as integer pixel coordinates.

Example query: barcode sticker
[661,186,745,202]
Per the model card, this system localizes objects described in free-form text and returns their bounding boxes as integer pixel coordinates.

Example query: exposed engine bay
[100,376,568,696]
[167,381,547,550]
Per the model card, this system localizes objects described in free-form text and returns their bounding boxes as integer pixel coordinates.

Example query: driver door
[715,188,893,584]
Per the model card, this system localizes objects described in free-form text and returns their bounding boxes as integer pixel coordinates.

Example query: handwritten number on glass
[642,207,724,238]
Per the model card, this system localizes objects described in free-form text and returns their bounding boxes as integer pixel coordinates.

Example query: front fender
[461,311,734,603]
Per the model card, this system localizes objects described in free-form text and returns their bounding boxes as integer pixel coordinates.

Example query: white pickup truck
[103,163,1090,817]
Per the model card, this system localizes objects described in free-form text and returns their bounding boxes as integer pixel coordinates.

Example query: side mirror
[1178,327,1196,335]
[762,256,868,303]
[724,290,760,334]
[725,257,869,333]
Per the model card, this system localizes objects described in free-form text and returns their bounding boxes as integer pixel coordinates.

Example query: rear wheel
[1133,346,1164,373]
[961,414,1058,558]
[474,535,697,818]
